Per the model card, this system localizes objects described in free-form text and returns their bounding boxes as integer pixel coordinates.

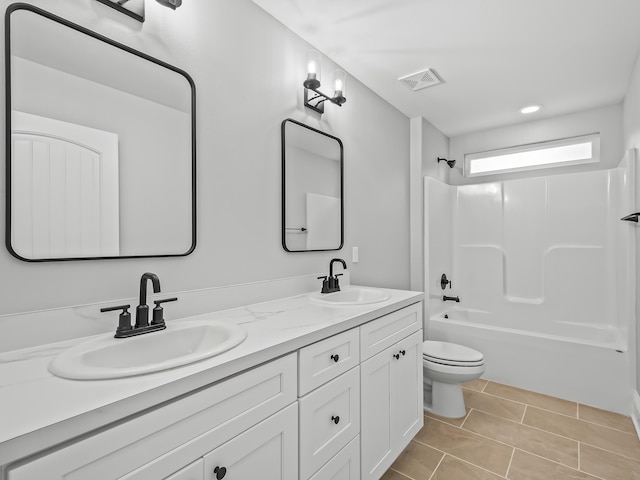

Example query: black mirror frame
[5,3,197,262]
[281,118,344,253]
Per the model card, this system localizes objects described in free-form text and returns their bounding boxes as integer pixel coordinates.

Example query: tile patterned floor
[383,379,640,480]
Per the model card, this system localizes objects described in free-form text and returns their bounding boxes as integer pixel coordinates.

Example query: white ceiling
[252,0,640,137]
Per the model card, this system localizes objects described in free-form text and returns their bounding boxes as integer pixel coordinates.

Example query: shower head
[437,157,456,168]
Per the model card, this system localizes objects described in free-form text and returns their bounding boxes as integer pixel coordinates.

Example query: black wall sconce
[96,0,181,21]
[303,50,347,114]
[156,0,182,9]
[437,157,456,168]
[96,0,145,22]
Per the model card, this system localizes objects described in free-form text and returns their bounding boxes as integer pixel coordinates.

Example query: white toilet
[422,341,485,418]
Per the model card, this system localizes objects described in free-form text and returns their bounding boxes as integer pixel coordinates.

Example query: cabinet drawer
[8,354,297,480]
[308,435,359,480]
[360,303,422,361]
[203,403,298,480]
[298,328,359,395]
[299,367,360,480]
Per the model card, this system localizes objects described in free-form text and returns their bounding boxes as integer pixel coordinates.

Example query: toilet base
[424,381,466,419]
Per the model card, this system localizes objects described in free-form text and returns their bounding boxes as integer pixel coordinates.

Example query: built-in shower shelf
[621,212,640,222]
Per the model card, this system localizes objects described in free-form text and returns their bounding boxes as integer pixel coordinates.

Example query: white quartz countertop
[0,286,422,466]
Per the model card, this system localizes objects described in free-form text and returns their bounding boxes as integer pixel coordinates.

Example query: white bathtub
[427,308,632,414]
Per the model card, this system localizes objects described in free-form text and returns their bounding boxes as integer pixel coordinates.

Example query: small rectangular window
[464,134,600,177]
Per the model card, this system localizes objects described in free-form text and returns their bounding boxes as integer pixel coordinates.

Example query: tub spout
[443,295,460,302]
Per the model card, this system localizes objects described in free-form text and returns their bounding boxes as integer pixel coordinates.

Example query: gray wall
[0,0,411,315]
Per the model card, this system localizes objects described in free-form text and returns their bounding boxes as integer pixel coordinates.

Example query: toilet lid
[423,341,484,365]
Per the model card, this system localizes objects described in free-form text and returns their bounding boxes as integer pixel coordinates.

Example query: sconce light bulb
[304,50,322,89]
[332,70,347,105]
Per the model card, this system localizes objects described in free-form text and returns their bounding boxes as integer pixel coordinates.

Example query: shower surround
[424,151,636,414]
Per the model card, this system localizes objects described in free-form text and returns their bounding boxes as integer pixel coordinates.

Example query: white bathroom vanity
[0,287,423,480]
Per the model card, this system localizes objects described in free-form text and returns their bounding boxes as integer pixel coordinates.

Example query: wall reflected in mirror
[6,4,196,261]
[281,119,343,252]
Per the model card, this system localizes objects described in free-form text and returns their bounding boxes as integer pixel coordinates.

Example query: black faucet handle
[101,304,133,337]
[333,273,343,292]
[318,276,331,294]
[100,304,131,313]
[152,297,178,325]
[153,297,178,307]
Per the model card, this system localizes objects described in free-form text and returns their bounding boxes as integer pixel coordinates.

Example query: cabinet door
[164,459,203,480]
[360,346,394,480]
[360,330,424,480]
[393,331,424,452]
[203,403,298,480]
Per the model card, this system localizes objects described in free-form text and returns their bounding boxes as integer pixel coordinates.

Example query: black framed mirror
[281,119,343,252]
[5,3,196,261]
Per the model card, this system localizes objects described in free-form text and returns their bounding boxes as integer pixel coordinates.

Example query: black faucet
[136,272,161,328]
[100,272,177,338]
[443,295,460,302]
[318,258,347,294]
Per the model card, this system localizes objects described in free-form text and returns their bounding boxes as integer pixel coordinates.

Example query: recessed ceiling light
[519,104,543,114]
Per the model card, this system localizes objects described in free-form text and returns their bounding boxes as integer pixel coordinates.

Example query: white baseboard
[633,390,640,441]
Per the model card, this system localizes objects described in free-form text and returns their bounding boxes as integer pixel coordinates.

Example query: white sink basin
[310,286,391,306]
[49,320,247,380]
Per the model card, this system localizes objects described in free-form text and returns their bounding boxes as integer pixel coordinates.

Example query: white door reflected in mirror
[11,112,120,259]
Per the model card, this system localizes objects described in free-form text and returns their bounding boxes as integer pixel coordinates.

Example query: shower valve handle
[441,274,452,290]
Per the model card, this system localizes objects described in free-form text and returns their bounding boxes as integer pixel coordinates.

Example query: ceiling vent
[399,68,443,92]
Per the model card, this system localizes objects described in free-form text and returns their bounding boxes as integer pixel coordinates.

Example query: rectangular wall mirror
[281,119,343,252]
[5,3,196,261]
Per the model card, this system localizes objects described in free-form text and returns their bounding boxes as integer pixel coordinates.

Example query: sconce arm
[306,86,344,107]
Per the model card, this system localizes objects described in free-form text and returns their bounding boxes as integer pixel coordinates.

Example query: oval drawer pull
[330,354,340,363]
[331,415,340,424]
[214,466,227,479]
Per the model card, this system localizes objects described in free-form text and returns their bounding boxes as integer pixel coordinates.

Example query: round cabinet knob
[214,466,227,479]
[331,415,340,424]
[401,350,406,356]
[393,353,400,360]
[330,354,340,363]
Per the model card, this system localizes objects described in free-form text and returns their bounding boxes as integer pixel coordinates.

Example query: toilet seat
[423,341,484,367]
[423,358,485,376]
